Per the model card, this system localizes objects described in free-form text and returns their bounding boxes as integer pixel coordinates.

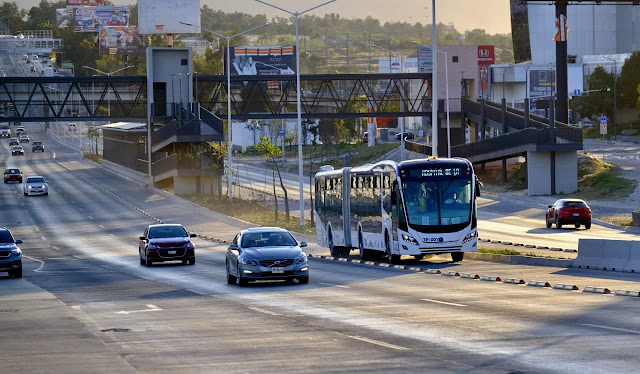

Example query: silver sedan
[23,176,49,196]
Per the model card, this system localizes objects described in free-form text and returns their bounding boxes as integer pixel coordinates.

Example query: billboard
[56,8,74,29]
[99,26,143,55]
[225,46,296,88]
[72,6,128,33]
[417,45,433,74]
[529,69,556,111]
[137,0,201,35]
[67,0,104,5]
[477,45,495,92]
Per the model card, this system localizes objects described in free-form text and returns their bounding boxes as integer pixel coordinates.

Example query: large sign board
[72,6,128,33]
[137,0,201,35]
[417,46,433,74]
[225,46,296,88]
[99,26,143,55]
[529,69,556,111]
[477,45,495,93]
[56,8,74,29]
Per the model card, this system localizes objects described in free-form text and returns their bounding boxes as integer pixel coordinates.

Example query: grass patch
[184,195,316,236]
[575,154,636,200]
[601,215,633,226]
[478,248,522,256]
[81,151,102,164]
[583,122,640,139]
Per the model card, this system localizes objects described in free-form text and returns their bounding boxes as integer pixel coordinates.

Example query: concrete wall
[527,150,577,195]
[174,175,221,196]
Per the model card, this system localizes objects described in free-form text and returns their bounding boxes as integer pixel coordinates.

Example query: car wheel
[555,216,562,229]
[546,215,552,228]
[386,232,400,264]
[11,267,22,278]
[575,224,580,229]
[413,255,425,261]
[237,265,248,286]
[23,192,27,196]
[140,256,146,265]
[189,258,195,265]
[451,252,464,262]
[146,255,153,267]
[44,192,48,196]
[585,221,591,230]
[298,275,309,284]
[226,262,237,284]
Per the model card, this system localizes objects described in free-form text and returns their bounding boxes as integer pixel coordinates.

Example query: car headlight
[147,243,159,250]
[462,230,477,243]
[10,248,21,256]
[40,185,46,188]
[295,253,307,264]
[27,185,33,189]
[241,258,259,266]
[401,234,419,245]
[184,241,194,249]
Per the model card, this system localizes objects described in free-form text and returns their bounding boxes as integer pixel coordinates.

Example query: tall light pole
[411,41,450,157]
[431,0,438,157]
[180,21,271,202]
[255,0,337,226]
[82,65,135,121]
[602,56,617,141]
[371,43,406,160]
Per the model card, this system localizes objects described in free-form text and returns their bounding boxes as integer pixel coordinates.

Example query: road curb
[464,252,573,268]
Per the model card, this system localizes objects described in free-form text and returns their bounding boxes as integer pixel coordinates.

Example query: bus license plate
[271,267,284,273]
[168,250,176,254]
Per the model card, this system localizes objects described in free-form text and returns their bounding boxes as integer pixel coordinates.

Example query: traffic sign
[568,113,573,121]
[280,130,286,137]
[573,89,581,96]
[600,123,608,135]
[600,115,607,124]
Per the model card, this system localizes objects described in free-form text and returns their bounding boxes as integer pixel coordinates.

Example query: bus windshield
[402,176,472,231]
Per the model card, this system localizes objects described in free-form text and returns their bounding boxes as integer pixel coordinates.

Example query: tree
[0,2,26,34]
[572,66,615,122]
[254,136,290,223]
[618,51,640,111]
[201,141,227,197]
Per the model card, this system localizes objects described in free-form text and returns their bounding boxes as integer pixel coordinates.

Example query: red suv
[546,199,591,229]
[3,168,22,183]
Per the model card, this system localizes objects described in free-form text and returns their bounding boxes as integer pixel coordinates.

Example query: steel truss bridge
[0,73,434,123]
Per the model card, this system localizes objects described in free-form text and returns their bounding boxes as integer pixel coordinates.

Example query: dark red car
[546,199,591,229]
[3,168,22,183]
[139,224,196,266]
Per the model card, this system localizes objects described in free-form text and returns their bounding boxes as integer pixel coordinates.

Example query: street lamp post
[82,65,135,121]
[255,0,337,226]
[180,21,271,202]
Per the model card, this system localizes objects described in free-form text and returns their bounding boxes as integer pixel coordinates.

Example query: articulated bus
[314,157,480,263]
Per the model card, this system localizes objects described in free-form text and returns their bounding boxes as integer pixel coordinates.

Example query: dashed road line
[582,324,640,335]
[319,282,351,289]
[347,335,409,351]
[248,306,282,317]
[421,298,467,307]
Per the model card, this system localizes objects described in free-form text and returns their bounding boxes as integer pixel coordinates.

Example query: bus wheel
[329,229,340,257]
[358,231,369,261]
[386,233,400,264]
[451,252,464,262]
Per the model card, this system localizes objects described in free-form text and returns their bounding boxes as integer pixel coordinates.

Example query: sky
[15,0,512,35]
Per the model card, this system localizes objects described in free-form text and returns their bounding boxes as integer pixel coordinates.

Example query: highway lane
[3,123,640,372]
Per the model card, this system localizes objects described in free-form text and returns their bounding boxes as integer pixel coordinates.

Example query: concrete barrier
[623,241,640,273]
[572,239,604,269]
[599,239,632,271]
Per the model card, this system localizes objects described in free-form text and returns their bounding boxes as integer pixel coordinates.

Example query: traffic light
[600,88,611,92]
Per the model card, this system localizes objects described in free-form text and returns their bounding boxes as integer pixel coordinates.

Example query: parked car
[0,227,23,278]
[18,134,29,143]
[11,146,24,156]
[9,138,19,146]
[395,132,415,141]
[32,141,44,152]
[23,176,48,196]
[546,199,591,229]
[0,127,10,138]
[3,168,22,183]
[225,227,309,286]
[139,224,196,266]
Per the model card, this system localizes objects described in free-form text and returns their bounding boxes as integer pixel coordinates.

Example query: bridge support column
[174,175,221,196]
[502,159,507,183]
[526,151,577,196]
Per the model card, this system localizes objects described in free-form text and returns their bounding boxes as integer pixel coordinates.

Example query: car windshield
[148,226,188,238]
[241,231,297,248]
[33,142,42,145]
[402,177,472,230]
[27,177,45,183]
[0,230,14,243]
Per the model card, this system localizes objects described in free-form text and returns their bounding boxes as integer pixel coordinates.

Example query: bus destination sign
[421,168,462,177]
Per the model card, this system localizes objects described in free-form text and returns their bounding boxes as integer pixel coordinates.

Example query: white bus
[314,157,480,263]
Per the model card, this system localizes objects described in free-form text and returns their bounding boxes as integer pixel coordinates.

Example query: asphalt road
[3,123,640,373]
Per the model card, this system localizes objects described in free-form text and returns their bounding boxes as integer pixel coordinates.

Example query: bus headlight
[401,234,419,245]
[462,231,477,243]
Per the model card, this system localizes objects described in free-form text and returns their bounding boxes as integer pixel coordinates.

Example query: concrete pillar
[527,151,577,195]
[502,159,507,183]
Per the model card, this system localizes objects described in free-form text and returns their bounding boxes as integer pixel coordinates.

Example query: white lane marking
[52,246,60,251]
[109,234,116,237]
[72,255,81,259]
[72,306,81,310]
[40,236,46,241]
[421,298,467,307]
[582,324,640,335]
[347,335,409,351]
[78,208,84,211]
[87,216,93,220]
[22,255,45,272]
[99,225,106,229]
[319,282,351,289]
[116,304,162,315]
[100,265,115,270]
[35,227,40,232]
[248,306,282,317]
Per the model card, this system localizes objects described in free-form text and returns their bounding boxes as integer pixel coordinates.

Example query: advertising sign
[99,26,143,55]
[137,0,201,35]
[477,45,495,92]
[417,46,433,74]
[72,5,128,33]
[56,8,74,29]
[67,0,103,5]
[529,69,556,111]
[225,45,295,88]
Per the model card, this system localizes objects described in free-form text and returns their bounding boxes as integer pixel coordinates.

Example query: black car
[226,227,309,286]
[0,228,23,278]
[395,132,415,141]
[32,141,44,152]
[139,224,196,266]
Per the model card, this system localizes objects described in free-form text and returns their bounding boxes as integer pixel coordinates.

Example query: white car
[11,145,24,156]
[23,176,48,196]
[19,134,29,143]
[0,127,10,138]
